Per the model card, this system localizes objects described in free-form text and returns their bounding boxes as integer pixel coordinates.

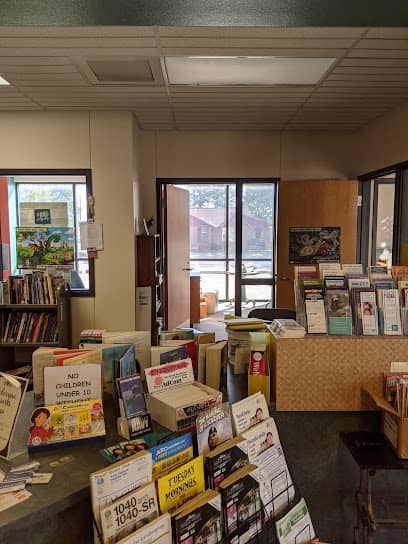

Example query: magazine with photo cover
[325,289,352,336]
[196,402,233,457]
[174,490,222,544]
[116,374,146,419]
[100,481,159,544]
[99,431,172,463]
[205,436,248,490]
[241,417,280,463]
[219,464,263,544]
[231,392,269,435]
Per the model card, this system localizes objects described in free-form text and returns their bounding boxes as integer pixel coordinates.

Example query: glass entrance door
[235,183,277,316]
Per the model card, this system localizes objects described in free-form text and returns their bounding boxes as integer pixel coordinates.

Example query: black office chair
[247,308,296,321]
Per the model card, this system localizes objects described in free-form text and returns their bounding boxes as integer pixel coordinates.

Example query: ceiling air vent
[87,59,154,82]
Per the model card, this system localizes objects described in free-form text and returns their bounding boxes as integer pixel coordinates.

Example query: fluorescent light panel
[0,75,10,85]
[165,56,336,85]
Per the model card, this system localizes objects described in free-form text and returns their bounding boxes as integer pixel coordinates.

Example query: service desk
[270,335,408,411]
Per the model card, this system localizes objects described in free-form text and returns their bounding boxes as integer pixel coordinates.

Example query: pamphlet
[196,402,233,457]
[276,498,315,544]
[231,392,269,434]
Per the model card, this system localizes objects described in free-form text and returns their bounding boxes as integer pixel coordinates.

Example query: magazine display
[196,402,233,457]
[90,450,153,539]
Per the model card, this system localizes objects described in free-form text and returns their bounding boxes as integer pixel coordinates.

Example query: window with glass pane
[375,182,395,268]
[0,172,93,294]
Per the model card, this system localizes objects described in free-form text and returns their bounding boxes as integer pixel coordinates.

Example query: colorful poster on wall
[16,227,75,268]
[289,226,340,264]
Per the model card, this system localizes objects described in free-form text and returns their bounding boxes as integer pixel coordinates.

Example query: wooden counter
[270,334,408,411]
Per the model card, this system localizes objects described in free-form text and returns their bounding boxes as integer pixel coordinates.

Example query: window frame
[0,168,95,297]
[358,160,408,270]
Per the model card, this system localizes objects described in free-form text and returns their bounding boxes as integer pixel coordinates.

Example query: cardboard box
[366,389,408,459]
[145,359,222,432]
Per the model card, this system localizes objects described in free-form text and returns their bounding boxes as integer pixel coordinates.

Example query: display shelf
[0,282,72,369]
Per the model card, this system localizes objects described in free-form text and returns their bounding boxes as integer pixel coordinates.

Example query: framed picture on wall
[289,226,341,264]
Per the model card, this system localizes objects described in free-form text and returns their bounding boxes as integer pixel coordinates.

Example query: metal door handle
[276,275,291,281]
[182,268,192,271]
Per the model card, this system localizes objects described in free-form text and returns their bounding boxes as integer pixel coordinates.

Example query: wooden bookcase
[0,283,72,370]
[136,234,163,345]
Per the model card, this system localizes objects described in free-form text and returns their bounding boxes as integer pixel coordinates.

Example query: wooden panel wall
[276,179,358,309]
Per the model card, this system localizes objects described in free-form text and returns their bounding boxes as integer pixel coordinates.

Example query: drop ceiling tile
[366,28,408,39]
[159,27,366,38]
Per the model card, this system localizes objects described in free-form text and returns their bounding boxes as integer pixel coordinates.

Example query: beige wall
[139,130,353,222]
[0,110,139,344]
[349,101,408,177]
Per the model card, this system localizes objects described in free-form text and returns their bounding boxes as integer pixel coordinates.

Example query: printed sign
[44,364,102,405]
[145,359,194,393]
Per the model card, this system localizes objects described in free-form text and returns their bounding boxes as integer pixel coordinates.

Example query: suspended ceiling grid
[1,26,408,131]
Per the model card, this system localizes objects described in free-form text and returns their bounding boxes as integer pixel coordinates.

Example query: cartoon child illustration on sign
[29,408,54,445]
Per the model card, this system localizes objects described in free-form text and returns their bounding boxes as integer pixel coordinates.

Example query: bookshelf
[0,282,71,370]
[136,234,163,345]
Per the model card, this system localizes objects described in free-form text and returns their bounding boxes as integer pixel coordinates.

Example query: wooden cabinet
[136,234,163,345]
[0,283,71,370]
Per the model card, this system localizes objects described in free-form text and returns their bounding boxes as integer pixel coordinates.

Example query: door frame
[157,178,278,320]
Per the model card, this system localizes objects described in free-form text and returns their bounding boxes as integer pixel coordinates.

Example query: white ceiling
[1,25,408,131]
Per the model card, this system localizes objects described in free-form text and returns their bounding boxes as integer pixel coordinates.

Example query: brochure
[276,498,316,544]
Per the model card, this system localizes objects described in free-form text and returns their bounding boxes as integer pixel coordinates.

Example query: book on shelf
[231,392,269,435]
[325,289,352,335]
[219,463,263,544]
[90,450,153,542]
[318,262,342,279]
[205,436,248,490]
[6,271,67,305]
[99,481,159,544]
[196,402,233,457]
[173,489,222,544]
[2,311,58,344]
[384,372,408,408]
[156,455,205,514]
